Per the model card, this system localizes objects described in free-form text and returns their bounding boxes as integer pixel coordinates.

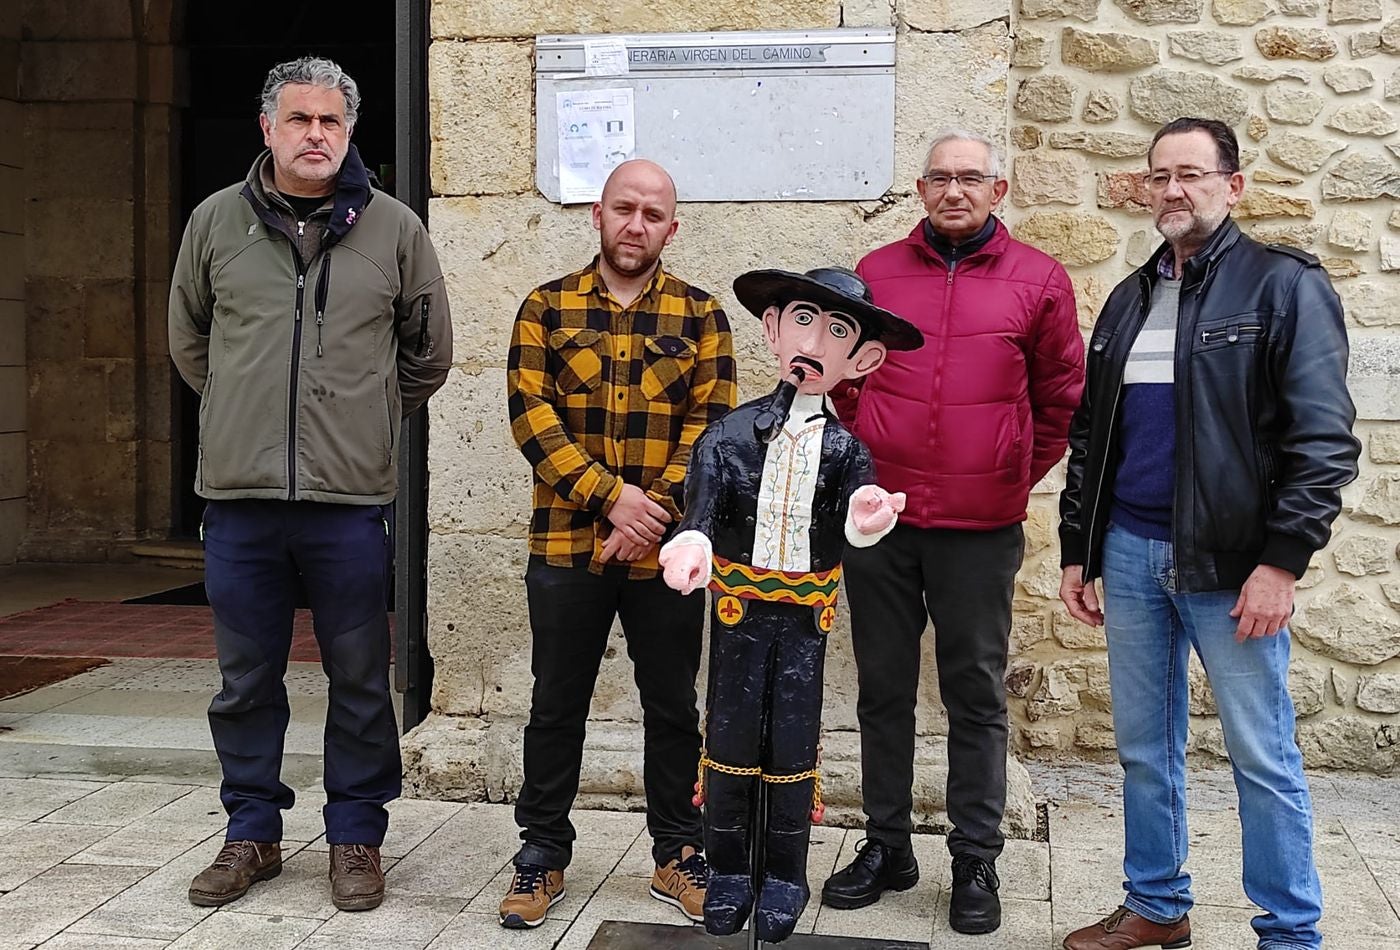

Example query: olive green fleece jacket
[169,148,452,504]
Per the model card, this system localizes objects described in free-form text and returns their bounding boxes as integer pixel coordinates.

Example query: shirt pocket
[640,335,697,403]
[549,327,603,394]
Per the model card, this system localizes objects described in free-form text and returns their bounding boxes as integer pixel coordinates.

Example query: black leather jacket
[1059,219,1360,591]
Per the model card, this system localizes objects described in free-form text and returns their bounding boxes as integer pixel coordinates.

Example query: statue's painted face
[762,300,887,395]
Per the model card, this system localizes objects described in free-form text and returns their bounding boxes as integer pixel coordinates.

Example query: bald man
[501,160,738,929]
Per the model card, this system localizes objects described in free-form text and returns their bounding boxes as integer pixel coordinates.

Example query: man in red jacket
[820,129,1084,935]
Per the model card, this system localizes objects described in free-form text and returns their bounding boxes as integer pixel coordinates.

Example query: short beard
[1156,206,1228,245]
[601,242,659,278]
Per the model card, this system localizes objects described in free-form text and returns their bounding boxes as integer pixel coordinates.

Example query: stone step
[128,540,205,570]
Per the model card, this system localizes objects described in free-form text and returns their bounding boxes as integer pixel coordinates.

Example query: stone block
[1356,672,1400,713]
[1352,30,1382,57]
[1329,209,1374,252]
[1329,0,1381,21]
[1253,168,1303,185]
[1072,272,1113,328]
[1011,152,1084,206]
[1382,236,1400,273]
[0,364,23,432]
[1384,17,1400,53]
[1117,0,1205,22]
[1371,426,1400,462]
[0,496,22,561]
[428,41,533,197]
[843,0,896,26]
[0,233,20,299]
[433,0,840,37]
[0,430,24,497]
[427,367,531,536]
[1233,188,1313,219]
[1020,0,1101,18]
[26,360,107,443]
[1322,153,1400,202]
[895,24,1010,182]
[1010,610,1050,653]
[1082,88,1121,123]
[1051,607,1107,649]
[1324,65,1374,93]
[0,100,22,169]
[25,438,137,537]
[1290,663,1327,716]
[1293,581,1400,664]
[1098,170,1152,212]
[1129,69,1249,125]
[1012,125,1042,150]
[1233,64,1311,83]
[1247,114,1268,140]
[1351,333,1400,419]
[1048,130,1152,158]
[0,164,21,234]
[0,40,18,100]
[1212,0,1275,23]
[899,0,1010,31]
[1248,222,1317,248]
[1169,30,1244,65]
[1012,30,1051,68]
[1264,84,1323,124]
[1327,102,1398,136]
[1265,131,1346,173]
[82,279,137,359]
[1297,715,1399,771]
[1254,26,1339,60]
[1321,256,1362,280]
[21,40,138,102]
[1060,28,1160,71]
[1126,229,1156,265]
[26,198,134,280]
[0,299,21,365]
[20,0,134,40]
[1015,75,1074,122]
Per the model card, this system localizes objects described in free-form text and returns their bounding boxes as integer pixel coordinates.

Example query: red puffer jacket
[836,219,1084,530]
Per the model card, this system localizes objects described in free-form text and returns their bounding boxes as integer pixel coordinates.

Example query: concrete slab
[1319,858,1400,938]
[927,894,1049,949]
[0,820,111,890]
[65,836,225,939]
[164,910,321,949]
[385,803,521,900]
[427,909,570,948]
[0,862,151,945]
[224,848,341,921]
[467,845,624,922]
[553,875,701,950]
[298,891,465,949]
[1344,818,1400,861]
[1048,846,1122,919]
[0,686,101,714]
[40,780,193,827]
[0,776,105,819]
[0,562,197,618]
[0,712,151,746]
[36,936,170,949]
[46,689,210,719]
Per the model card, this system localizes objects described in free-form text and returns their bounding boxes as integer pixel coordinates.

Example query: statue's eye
[829,323,849,339]
[793,311,814,325]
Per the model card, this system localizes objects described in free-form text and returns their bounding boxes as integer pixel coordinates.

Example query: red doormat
[0,601,328,662]
[0,655,110,699]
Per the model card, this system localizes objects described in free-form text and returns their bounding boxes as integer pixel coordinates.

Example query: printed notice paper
[556,88,635,204]
[583,38,629,76]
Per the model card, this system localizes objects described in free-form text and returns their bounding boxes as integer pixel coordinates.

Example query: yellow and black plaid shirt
[507,257,737,578]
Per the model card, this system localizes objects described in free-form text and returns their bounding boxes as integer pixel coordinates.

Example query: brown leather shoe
[188,840,282,906]
[499,863,566,928]
[1063,907,1192,950]
[329,844,385,911]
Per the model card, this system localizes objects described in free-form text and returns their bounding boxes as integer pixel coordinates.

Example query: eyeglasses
[1143,168,1233,191]
[920,172,996,191]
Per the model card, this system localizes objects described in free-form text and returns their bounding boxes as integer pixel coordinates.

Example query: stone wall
[1001,0,1400,771]
[410,0,1047,832]
[412,0,1400,825]
[0,5,24,565]
[16,0,182,561]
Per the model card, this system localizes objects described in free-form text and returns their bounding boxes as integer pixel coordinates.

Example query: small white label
[584,38,629,76]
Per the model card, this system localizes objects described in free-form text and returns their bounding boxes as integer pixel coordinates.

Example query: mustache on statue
[753,360,818,443]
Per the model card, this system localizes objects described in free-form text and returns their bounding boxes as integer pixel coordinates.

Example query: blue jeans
[1100,524,1322,950]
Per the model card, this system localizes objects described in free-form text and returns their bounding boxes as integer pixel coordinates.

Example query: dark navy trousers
[202,499,401,846]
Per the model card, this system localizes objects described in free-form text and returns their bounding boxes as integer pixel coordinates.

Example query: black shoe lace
[850,838,886,872]
[951,853,999,891]
[212,840,259,869]
[339,844,377,874]
[512,863,551,895]
[677,852,709,889]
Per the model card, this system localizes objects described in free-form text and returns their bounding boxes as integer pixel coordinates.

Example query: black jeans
[203,499,400,846]
[514,557,706,870]
[844,522,1024,862]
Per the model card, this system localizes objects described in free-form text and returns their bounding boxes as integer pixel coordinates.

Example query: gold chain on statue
[693,750,825,823]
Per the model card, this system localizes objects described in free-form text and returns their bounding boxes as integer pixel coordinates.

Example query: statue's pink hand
[850,486,905,535]
[658,543,709,595]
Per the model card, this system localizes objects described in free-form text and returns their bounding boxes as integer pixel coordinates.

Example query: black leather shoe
[820,839,919,910]
[950,853,1001,934]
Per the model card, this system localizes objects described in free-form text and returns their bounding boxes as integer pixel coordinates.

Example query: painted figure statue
[658,267,924,942]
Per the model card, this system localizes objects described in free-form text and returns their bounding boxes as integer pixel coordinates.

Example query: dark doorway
[174,1,397,539]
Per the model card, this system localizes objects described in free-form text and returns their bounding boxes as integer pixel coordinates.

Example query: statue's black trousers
[703,597,826,928]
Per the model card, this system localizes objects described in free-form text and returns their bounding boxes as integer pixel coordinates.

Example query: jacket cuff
[1059,530,1087,569]
[1259,532,1314,580]
[594,475,624,515]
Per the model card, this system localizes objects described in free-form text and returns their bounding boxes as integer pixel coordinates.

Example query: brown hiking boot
[1063,906,1192,950]
[649,849,708,922]
[188,840,282,907]
[499,863,565,929]
[329,844,385,911]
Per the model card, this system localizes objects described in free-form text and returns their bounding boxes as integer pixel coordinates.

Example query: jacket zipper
[287,219,308,501]
[1200,324,1262,345]
[416,297,431,355]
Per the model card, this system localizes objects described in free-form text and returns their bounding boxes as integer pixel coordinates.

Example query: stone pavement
[0,659,1397,949]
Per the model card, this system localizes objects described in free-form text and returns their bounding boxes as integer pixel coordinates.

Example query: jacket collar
[1142,217,1241,288]
[242,144,373,245]
[903,216,1009,268]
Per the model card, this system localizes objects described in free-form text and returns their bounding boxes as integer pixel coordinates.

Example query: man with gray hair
[169,56,452,912]
[821,129,1083,934]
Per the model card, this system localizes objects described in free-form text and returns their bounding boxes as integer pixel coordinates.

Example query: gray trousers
[844,521,1024,862]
